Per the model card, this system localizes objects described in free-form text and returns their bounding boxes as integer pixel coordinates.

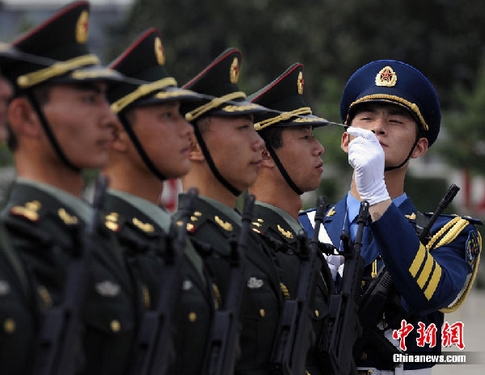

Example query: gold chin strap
[110,77,177,113]
[185,91,246,122]
[254,107,312,130]
[17,54,100,88]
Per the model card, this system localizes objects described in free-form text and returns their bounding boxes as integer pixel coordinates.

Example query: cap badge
[375,66,397,87]
[297,71,304,95]
[75,10,89,44]
[154,37,165,66]
[230,57,239,84]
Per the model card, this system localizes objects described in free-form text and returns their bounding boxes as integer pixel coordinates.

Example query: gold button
[259,309,265,317]
[110,320,121,332]
[188,312,197,322]
[314,309,320,317]
[4,318,16,334]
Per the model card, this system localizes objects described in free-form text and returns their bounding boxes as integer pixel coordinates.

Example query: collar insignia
[405,212,417,220]
[247,277,264,289]
[95,281,120,297]
[375,66,397,87]
[230,57,239,84]
[105,212,120,232]
[10,200,41,222]
[297,71,304,95]
[326,207,336,217]
[58,208,78,225]
[277,224,294,239]
[132,217,155,233]
[215,215,233,231]
[75,10,89,44]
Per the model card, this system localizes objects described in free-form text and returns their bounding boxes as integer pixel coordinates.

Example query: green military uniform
[252,202,330,375]
[176,193,284,375]
[1,180,137,374]
[247,63,334,374]
[0,221,38,375]
[103,190,215,374]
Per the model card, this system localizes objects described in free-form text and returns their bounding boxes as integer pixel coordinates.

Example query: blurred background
[0,4,484,369]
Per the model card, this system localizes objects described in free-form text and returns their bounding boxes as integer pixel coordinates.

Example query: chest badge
[247,277,264,289]
[95,281,121,297]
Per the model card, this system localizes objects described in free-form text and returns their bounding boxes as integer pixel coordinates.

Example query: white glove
[324,254,345,280]
[347,127,390,205]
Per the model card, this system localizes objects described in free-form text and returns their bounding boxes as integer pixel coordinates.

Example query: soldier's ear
[110,119,130,152]
[341,130,350,153]
[188,132,204,161]
[7,97,43,139]
[260,147,275,168]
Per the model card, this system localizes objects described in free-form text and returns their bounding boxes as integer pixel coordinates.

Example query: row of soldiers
[0,1,482,375]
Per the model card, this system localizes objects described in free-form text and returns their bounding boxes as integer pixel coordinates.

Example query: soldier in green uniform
[0,2,138,374]
[103,28,216,375]
[0,43,39,375]
[247,63,332,375]
[176,48,284,375]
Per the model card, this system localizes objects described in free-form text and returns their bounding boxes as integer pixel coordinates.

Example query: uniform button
[3,318,15,334]
[110,319,121,332]
[360,351,368,360]
[315,309,320,317]
[188,312,197,322]
[259,309,265,317]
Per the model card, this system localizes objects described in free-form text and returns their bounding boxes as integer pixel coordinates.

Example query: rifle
[354,184,460,363]
[130,187,198,375]
[33,174,109,375]
[318,200,370,375]
[203,192,254,375]
[271,195,330,375]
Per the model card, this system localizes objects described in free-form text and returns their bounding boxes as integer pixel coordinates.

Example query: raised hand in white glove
[347,127,390,205]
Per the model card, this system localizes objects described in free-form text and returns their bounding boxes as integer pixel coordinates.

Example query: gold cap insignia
[154,37,165,66]
[230,57,239,84]
[277,224,294,239]
[375,66,397,87]
[10,200,42,222]
[215,215,233,231]
[58,208,78,225]
[297,71,304,95]
[75,10,89,44]
[132,217,155,233]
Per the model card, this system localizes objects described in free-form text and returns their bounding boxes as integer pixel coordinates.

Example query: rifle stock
[33,174,109,375]
[271,195,330,375]
[204,193,255,375]
[318,200,370,375]
[130,187,198,375]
